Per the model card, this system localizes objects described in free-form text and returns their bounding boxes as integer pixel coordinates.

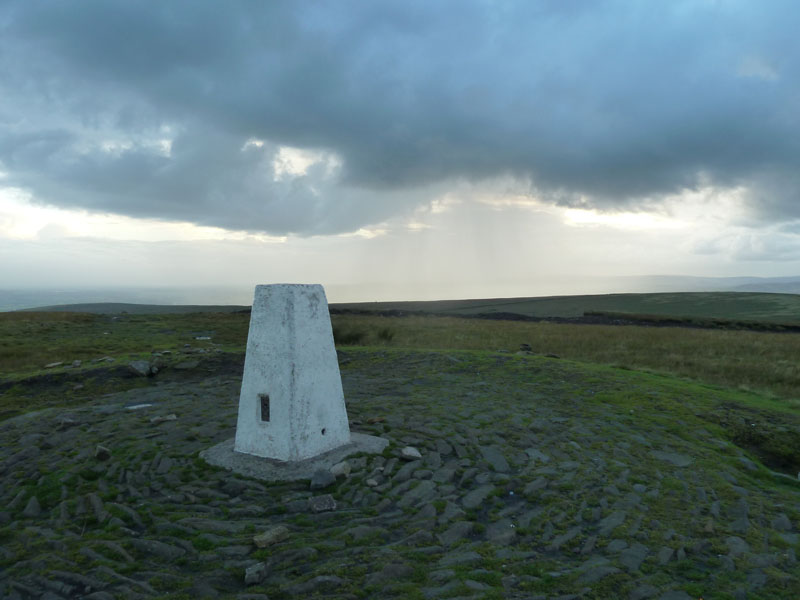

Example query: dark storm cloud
[1,0,798,234]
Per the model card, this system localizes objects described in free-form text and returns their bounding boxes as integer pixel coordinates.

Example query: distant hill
[333,291,800,324]
[608,275,800,294]
[734,280,800,294]
[16,290,800,324]
[19,302,249,315]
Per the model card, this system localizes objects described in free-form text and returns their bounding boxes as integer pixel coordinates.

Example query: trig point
[234,284,351,461]
[200,283,388,481]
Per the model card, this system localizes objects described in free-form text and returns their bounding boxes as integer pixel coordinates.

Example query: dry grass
[331,314,800,402]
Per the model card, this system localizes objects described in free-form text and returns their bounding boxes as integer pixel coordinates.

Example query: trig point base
[201,283,388,481]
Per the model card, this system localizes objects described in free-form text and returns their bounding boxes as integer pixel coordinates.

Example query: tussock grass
[331,314,800,403]
[3,308,799,407]
[0,311,250,376]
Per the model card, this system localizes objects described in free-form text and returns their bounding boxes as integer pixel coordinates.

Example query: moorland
[1,291,799,599]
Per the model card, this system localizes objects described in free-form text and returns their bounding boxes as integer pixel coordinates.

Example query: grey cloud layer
[1,0,798,234]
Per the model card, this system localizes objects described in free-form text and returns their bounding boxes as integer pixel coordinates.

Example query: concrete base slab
[200,433,389,482]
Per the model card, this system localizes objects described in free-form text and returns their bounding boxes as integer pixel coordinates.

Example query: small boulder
[726,536,749,557]
[127,360,152,377]
[308,494,337,513]
[95,445,111,461]
[253,525,289,548]
[330,461,351,478]
[401,446,423,460]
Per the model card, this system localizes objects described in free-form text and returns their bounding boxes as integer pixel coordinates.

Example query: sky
[1,0,800,304]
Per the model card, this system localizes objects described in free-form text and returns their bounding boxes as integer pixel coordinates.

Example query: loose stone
[330,460,351,478]
[9,490,27,511]
[308,494,337,513]
[657,547,674,565]
[480,446,510,472]
[156,456,175,474]
[22,496,41,518]
[483,519,515,545]
[525,447,550,463]
[253,525,289,548]
[726,536,749,557]
[346,524,388,542]
[401,446,423,460]
[397,480,437,507]
[432,466,456,483]
[127,360,152,377]
[435,439,453,455]
[393,460,420,482]
[462,484,495,509]
[244,562,268,585]
[425,451,442,469]
[598,510,627,536]
[619,543,648,571]
[439,521,474,546]
[438,501,466,525]
[524,477,548,495]
[87,493,109,523]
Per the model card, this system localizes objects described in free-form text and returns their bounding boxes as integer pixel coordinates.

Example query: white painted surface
[234,284,351,461]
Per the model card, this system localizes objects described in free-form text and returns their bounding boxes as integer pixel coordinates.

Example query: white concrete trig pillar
[234,284,351,462]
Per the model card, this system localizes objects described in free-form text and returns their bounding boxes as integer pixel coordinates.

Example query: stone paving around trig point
[1,348,798,599]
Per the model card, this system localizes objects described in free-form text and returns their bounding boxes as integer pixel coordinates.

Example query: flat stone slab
[200,433,389,482]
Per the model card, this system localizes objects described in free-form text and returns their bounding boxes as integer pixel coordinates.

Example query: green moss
[291,514,313,527]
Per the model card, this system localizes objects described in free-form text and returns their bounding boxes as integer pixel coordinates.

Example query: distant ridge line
[17,302,251,314]
[12,290,800,326]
